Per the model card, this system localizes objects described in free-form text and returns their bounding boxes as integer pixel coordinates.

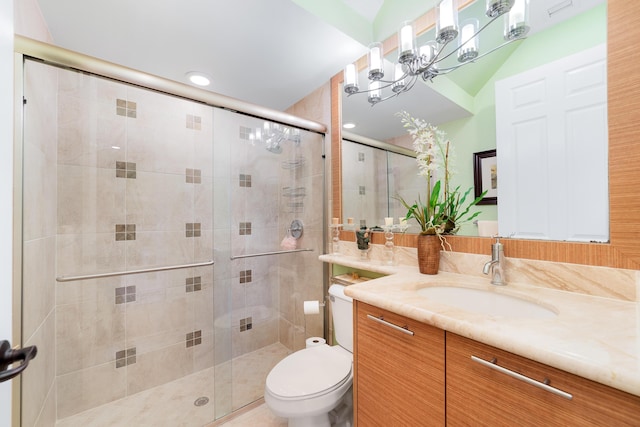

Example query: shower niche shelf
[282,186,306,213]
[282,187,306,197]
[281,156,306,170]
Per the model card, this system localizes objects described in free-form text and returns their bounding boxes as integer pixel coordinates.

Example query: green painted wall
[438,4,606,236]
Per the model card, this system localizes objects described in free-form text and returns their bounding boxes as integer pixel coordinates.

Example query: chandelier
[343,0,530,105]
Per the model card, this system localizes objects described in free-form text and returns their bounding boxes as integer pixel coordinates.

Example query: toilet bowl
[265,284,353,427]
[265,344,352,426]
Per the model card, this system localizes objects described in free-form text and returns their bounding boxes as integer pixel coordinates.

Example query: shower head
[264,136,283,154]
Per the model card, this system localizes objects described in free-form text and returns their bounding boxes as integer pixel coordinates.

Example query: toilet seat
[266,345,352,400]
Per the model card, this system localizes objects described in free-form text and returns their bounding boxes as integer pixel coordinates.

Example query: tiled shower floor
[55,343,290,427]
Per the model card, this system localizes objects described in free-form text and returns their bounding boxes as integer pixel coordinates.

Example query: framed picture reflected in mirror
[473,149,497,205]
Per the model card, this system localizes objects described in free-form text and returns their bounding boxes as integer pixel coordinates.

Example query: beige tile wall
[284,84,330,351]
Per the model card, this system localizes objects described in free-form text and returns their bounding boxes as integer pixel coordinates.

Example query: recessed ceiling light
[343,122,356,129]
[186,72,211,87]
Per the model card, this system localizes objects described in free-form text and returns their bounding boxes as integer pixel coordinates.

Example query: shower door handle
[0,340,38,383]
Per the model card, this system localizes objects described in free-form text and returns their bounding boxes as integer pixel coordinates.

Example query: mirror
[340,1,607,239]
[331,0,640,269]
[341,135,422,230]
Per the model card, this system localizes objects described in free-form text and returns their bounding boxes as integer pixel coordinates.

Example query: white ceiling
[36,0,604,138]
[36,0,368,111]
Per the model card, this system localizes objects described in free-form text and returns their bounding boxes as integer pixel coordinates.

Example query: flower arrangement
[396,111,485,236]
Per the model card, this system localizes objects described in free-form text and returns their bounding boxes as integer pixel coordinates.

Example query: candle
[370,46,381,72]
[510,0,525,24]
[344,63,357,88]
[332,217,339,225]
[439,0,454,29]
[394,63,405,80]
[385,217,393,226]
[400,23,414,53]
[460,22,476,51]
[419,44,434,62]
[368,80,381,103]
[347,217,354,225]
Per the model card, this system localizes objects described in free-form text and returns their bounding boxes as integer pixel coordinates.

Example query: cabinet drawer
[446,333,640,426]
[354,301,445,426]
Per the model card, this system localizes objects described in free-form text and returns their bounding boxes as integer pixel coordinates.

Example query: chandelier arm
[369,75,420,105]
[433,13,502,65]
[435,37,525,74]
[376,73,411,84]
[370,91,406,105]
[358,73,416,95]
[403,75,420,92]
[420,41,452,72]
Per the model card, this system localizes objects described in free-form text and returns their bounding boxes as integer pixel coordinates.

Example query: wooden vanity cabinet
[446,333,640,426]
[353,301,445,426]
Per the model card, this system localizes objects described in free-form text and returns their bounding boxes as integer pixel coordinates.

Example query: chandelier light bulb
[436,0,459,44]
[392,63,406,93]
[458,19,479,62]
[504,0,530,40]
[416,43,435,73]
[368,42,384,80]
[368,81,381,104]
[344,63,359,94]
[511,0,525,22]
[398,21,416,64]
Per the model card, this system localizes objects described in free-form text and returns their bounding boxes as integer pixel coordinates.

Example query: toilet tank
[328,284,353,353]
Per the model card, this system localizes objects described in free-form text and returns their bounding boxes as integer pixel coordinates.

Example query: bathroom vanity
[320,249,640,426]
[356,301,639,426]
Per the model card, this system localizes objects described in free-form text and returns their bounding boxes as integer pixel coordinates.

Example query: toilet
[265,284,353,427]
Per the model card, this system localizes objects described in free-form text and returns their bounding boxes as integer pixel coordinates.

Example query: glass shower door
[21,58,216,426]
[212,109,326,418]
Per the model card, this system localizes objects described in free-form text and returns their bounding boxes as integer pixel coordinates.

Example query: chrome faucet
[483,236,506,286]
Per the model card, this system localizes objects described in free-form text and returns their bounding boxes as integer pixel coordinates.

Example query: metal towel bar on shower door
[55,260,215,282]
[230,248,314,260]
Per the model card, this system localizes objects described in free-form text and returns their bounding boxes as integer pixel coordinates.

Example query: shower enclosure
[17,54,325,426]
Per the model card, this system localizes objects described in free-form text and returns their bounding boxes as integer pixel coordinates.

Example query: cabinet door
[446,333,640,426]
[354,301,445,426]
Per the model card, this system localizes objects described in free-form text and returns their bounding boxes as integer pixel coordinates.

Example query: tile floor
[55,343,289,427]
[214,403,287,427]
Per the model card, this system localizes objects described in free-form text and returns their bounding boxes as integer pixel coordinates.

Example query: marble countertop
[319,254,640,397]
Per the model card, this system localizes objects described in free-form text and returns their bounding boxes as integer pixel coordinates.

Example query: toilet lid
[266,345,352,399]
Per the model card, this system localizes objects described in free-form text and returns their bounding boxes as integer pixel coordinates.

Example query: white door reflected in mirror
[496,44,608,242]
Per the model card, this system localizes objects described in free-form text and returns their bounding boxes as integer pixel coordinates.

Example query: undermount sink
[417,286,557,319]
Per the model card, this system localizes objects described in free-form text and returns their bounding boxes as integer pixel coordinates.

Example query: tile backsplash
[341,240,638,301]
